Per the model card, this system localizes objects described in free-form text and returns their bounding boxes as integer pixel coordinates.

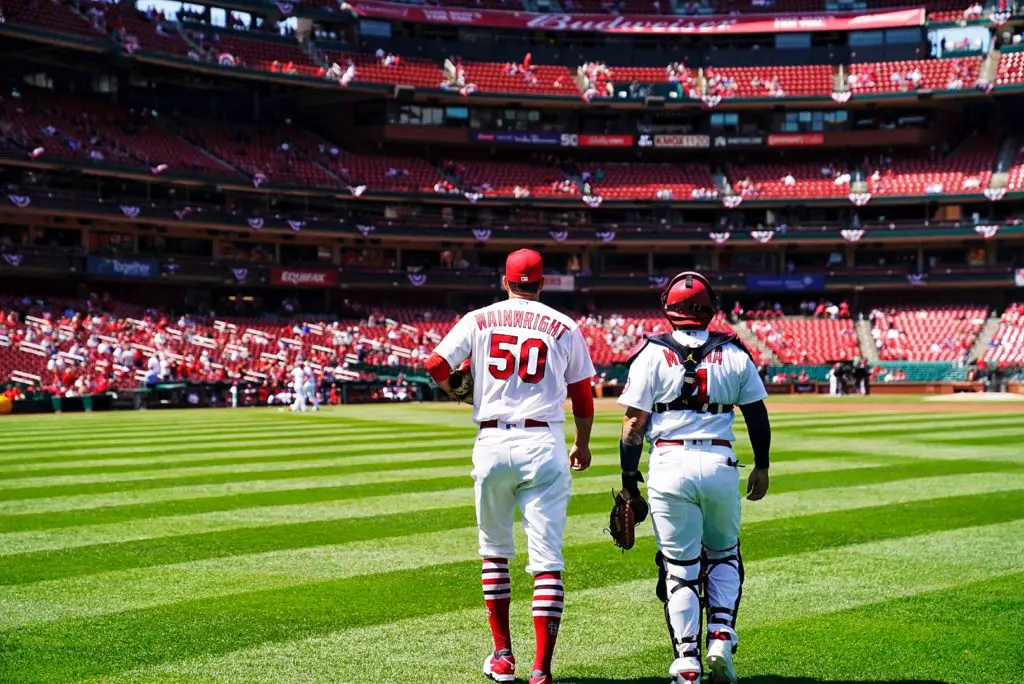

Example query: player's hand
[569,443,591,472]
[746,467,769,501]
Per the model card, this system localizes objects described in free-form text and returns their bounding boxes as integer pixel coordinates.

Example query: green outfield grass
[0,402,1022,684]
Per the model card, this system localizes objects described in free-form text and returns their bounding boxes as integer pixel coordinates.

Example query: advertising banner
[86,257,157,279]
[579,134,634,147]
[543,275,575,292]
[350,3,925,36]
[746,275,825,291]
[711,134,765,148]
[768,133,825,147]
[470,131,565,146]
[270,269,338,287]
[638,134,711,149]
[1016,269,1024,287]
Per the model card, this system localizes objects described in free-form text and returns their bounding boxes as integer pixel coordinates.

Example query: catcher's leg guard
[703,543,743,653]
[656,551,703,674]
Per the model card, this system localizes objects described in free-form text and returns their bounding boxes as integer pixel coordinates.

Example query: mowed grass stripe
[0,478,1021,587]
[83,522,1024,684]
[0,430,468,465]
[792,415,1024,436]
[0,455,1008,533]
[1,467,1021,561]
[769,434,1024,462]
[3,502,1021,684]
[0,439,475,493]
[0,423,456,454]
[0,454,893,518]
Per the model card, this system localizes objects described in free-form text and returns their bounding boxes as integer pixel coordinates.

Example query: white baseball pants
[471,423,571,575]
[648,442,744,668]
[291,383,306,411]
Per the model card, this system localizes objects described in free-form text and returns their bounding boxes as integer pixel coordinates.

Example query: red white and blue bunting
[974,224,999,239]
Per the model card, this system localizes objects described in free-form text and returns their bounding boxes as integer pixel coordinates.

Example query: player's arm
[737,354,771,501]
[426,316,474,399]
[567,378,594,471]
[565,326,598,472]
[620,406,650,496]
[616,346,654,498]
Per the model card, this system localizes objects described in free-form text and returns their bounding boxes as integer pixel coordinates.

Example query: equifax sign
[270,269,338,286]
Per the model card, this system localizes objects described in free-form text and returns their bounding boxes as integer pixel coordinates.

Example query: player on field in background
[426,249,597,684]
[290,360,307,412]
[303,362,320,411]
[617,272,771,684]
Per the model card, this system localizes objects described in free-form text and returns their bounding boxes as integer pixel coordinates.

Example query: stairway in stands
[733,320,778,364]
[855,319,879,362]
[969,315,1002,362]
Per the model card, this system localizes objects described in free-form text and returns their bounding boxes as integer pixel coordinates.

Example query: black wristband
[622,470,644,494]
[619,440,643,473]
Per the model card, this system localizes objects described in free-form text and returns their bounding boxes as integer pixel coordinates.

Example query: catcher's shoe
[669,657,701,683]
[706,632,738,684]
[527,669,552,684]
[482,649,516,683]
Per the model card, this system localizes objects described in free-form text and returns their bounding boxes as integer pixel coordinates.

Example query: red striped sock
[531,571,564,674]
[482,558,512,652]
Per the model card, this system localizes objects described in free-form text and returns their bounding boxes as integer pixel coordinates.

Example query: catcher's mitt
[608,489,649,551]
[447,359,474,403]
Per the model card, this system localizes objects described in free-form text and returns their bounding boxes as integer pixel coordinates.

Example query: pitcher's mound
[925,392,1024,403]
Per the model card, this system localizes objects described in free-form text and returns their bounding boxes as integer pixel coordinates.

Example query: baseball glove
[447,359,474,404]
[608,489,649,551]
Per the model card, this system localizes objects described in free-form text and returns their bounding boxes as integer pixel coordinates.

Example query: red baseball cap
[505,249,544,284]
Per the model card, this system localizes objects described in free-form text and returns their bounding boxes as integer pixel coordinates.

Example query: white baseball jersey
[618,330,767,443]
[433,298,595,424]
[291,365,305,388]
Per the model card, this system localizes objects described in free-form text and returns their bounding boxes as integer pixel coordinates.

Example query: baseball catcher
[614,271,771,684]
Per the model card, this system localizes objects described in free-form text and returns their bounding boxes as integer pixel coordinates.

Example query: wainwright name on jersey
[433,298,595,424]
[618,330,768,443]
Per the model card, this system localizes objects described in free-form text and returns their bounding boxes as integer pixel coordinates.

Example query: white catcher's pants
[648,442,744,666]
[472,423,570,575]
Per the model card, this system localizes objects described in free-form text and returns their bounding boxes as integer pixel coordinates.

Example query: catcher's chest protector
[630,332,750,414]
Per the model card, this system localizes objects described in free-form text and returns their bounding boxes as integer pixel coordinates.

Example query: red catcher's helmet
[661,271,719,329]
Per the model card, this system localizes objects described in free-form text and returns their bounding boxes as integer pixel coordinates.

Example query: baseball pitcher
[612,271,771,684]
[426,249,596,684]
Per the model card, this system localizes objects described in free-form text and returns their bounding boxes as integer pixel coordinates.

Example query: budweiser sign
[270,269,338,286]
[350,3,924,35]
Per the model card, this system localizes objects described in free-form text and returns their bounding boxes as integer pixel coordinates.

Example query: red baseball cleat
[482,649,516,682]
[528,670,553,684]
